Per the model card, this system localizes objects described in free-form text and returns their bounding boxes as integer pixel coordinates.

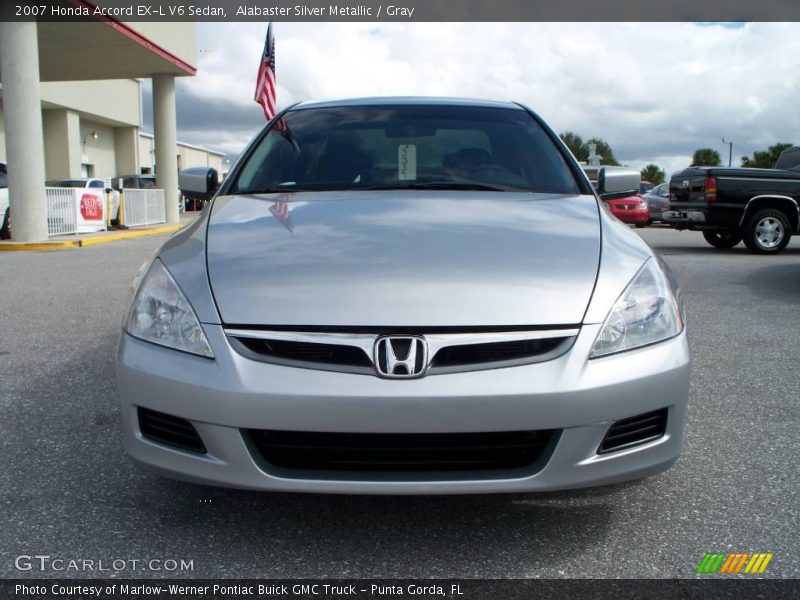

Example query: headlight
[590,258,683,358]
[124,258,214,357]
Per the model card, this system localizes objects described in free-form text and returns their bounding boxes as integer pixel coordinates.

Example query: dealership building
[0,79,225,183]
[0,19,217,242]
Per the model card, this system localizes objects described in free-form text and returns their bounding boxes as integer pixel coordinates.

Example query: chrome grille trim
[225,328,579,375]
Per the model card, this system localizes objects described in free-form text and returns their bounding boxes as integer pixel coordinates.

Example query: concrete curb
[0,224,183,251]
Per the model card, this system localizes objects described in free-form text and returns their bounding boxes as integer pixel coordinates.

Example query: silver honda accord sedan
[116,97,689,494]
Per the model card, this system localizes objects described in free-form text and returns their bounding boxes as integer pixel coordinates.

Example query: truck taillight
[705,176,717,202]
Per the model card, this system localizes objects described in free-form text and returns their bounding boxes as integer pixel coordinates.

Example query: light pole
[722,137,733,167]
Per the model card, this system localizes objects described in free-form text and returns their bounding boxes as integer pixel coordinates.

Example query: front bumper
[610,207,650,225]
[663,210,707,228]
[116,324,690,494]
[646,201,669,221]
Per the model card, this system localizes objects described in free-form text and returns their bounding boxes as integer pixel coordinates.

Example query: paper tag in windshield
[398,144,417,180]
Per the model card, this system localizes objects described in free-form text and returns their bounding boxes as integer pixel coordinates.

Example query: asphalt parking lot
[1,225,798,579]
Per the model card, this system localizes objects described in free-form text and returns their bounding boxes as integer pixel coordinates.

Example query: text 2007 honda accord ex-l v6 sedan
[116,97,689,494]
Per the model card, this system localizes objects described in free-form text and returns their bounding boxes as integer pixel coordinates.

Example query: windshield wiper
[357,182,526,192]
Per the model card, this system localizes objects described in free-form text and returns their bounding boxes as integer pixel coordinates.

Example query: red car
[603,194,650,228]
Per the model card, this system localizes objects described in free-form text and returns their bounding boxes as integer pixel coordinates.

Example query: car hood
[206,191,601,327]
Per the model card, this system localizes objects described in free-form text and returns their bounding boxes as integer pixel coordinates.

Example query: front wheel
[702,230,741,249]
[742,209,791,254]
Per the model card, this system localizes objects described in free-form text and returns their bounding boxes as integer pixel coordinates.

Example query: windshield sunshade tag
[398,144,417,180]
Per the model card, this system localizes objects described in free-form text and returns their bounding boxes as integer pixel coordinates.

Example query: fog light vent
[598,408,667,454]
[138,407,207,454]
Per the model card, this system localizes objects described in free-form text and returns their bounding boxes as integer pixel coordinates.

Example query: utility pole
[722,137,733,167]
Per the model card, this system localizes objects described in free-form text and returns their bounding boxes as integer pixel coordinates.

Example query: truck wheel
[743,209,791,254]
[702,230,741,249]
[0,208,9,240]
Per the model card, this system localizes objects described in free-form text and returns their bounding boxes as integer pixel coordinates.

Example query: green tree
[641,164,666,185]
[692,148,722,167]
[741,143,794,168]
[559,131,588,161]
[559,132,620,165]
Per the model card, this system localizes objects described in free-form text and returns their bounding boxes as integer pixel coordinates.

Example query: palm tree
[692,148,722,167]
[640,164,666,184]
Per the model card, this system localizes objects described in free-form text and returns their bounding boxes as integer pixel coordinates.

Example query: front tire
[742,209,791,254]
[702,230,741,249]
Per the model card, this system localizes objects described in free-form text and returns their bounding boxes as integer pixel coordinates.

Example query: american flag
[254,23,277,121]
[269,193,294,233]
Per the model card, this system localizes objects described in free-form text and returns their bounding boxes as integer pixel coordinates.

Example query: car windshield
[231,105,581,195]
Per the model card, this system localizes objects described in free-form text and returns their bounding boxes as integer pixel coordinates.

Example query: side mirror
[179,167,219,201]
[597,168,640,200]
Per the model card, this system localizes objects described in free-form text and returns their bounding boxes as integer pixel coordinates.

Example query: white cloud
[180,22,800,172]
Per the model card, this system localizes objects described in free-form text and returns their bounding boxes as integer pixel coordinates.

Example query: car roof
[290,96,524,111]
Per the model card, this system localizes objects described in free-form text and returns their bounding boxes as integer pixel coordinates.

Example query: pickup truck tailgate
[669,169,709,207]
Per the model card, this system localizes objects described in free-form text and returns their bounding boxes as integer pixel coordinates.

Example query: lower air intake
[598,408,668,454]
[245,429,557,473]
[138,407,207,454]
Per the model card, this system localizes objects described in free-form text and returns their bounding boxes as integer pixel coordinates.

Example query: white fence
[46,187,78,236]
[123,189,166,227]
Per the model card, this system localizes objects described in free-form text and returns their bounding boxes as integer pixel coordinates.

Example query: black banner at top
[3,0,800,22]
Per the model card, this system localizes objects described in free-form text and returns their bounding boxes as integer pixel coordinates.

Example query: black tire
[702,230,742,249]
[0,208,9,240]
[635,223,647,229]
[742,208,791,255]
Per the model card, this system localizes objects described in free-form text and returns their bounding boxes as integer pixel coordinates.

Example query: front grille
[431,338,566,368]
[246,429,557,474]
[234,337,371,369]
[138,407,207,454]
[226,328,577,376]
[597,408,668,454]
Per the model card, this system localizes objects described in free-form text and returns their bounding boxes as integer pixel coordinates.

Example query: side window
[775,149,800,170]
[789,150,800,170]
[89,180,105,189]
[0,171,7,189]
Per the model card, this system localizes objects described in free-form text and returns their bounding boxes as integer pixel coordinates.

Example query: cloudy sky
[143,22,800,175]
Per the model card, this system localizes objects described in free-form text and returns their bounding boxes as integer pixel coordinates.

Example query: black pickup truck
[665,146,800,254]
